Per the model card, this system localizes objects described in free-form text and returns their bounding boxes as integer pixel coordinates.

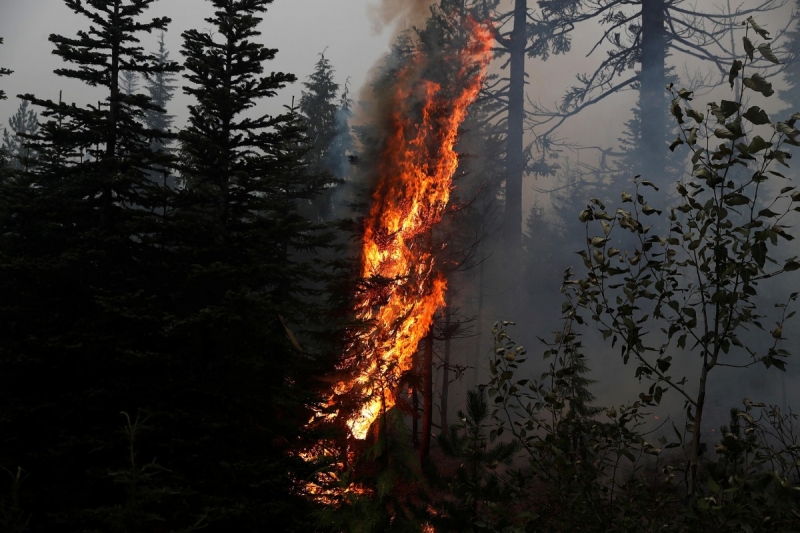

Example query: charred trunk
[503,0,526,283]
[412,348,420,449]
[420,329,434,461]
[439,304,452,438]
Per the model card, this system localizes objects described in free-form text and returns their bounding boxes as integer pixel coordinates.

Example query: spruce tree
[142,31,176,195]
[171,0,335,528]
[1,99,39,171]
[299,52,355,219]
[779,0,800,114]
[299,52,340,172]
[120,69,139,95]
[0,36,12,170]
[329,78,354,178]
[143,31,175,154]
[0,2,184,530]
[0,37,10,102]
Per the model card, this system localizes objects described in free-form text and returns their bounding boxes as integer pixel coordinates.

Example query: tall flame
[337,19,492,440]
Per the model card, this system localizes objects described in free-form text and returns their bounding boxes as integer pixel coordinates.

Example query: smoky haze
[1,0,799,442]
[367,0,439,33]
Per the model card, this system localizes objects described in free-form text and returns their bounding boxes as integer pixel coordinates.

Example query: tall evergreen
[120,69,139,95]
[0,37,10,102]
[0,36,12,170]
[143,31,176,154]
[0,1,184,530]
[299,53,355,219]
[329,78,354,179]
[173,0,335,528]
[1,99,39,170]
[299,51,340,174]
[780,0,800,114]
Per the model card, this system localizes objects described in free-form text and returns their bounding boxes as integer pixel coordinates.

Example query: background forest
[2,0,800,532]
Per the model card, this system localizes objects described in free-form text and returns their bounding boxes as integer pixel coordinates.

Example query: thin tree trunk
[472,253,485,389]
[440,304,452,438]
[639,0,667,187]
[102,0,122,231]
[688,362,709,496]
[420,329,434,461]
[503,0,526,285]
[412,347,420,449]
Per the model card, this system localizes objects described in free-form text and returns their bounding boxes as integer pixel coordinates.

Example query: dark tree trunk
[639,0,667,186]
[412,348,419,449]
[420,330,434,461]
[472,251,485,389]
[102,0,121,231]
[503,0,527,281]
[688,362,709,495]
[439,304,451,438]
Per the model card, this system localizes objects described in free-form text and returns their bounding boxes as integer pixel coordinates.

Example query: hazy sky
[0,0,794,174]
[0,0,399,126]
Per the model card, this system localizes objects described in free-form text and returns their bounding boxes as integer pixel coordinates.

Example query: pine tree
[0,37,10,102]
[0,1,183,530]
[143,31,176,154]
[779,0,800,114]
[328,78,354,180]
[171,0,335,528]
[120,69,139,95]
[0,36,12,170]
[299,51,340,175]
[142,31,177,195]
[1,99,39,171]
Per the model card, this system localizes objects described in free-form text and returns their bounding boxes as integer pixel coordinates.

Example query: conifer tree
[0,36,12,170]
[779,0,800,114]
[299,51,340,175]
[143,31,175,154]
[172,0,335,528]
[299,54,355,219]
[120,69,139,95]
[1,99,39,170]
[0,2,184,530]
[329,78,354,179]
[0,37,10,102]
[142,31,176,196]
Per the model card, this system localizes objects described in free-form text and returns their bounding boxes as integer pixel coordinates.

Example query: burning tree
[328,12,492,446]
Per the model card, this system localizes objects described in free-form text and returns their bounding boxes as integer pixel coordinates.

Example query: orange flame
[338,19,493,440]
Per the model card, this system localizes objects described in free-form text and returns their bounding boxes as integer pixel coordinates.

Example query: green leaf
[687,127,698,145]
[776,122,800,138]
[743,36,755,61]
[720,100,740,118]
[686,108,704,123]
[714,128,736,140]
[671,97,684,124]
[769,149,792,167]
[729,60,743,88]
[742,106,770,125]
[748,135,768,153]
[784,260,800,271]
[743,74,774,97]
[708,475,720,494]
[724,193,750,206]
[747,16,771,39]
[709,102,725,123]
[758,42,780,64]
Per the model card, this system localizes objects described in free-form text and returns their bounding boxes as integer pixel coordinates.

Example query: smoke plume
[367,0,438,34]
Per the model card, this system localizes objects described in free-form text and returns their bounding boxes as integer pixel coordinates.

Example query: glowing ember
[337,18,493,440]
